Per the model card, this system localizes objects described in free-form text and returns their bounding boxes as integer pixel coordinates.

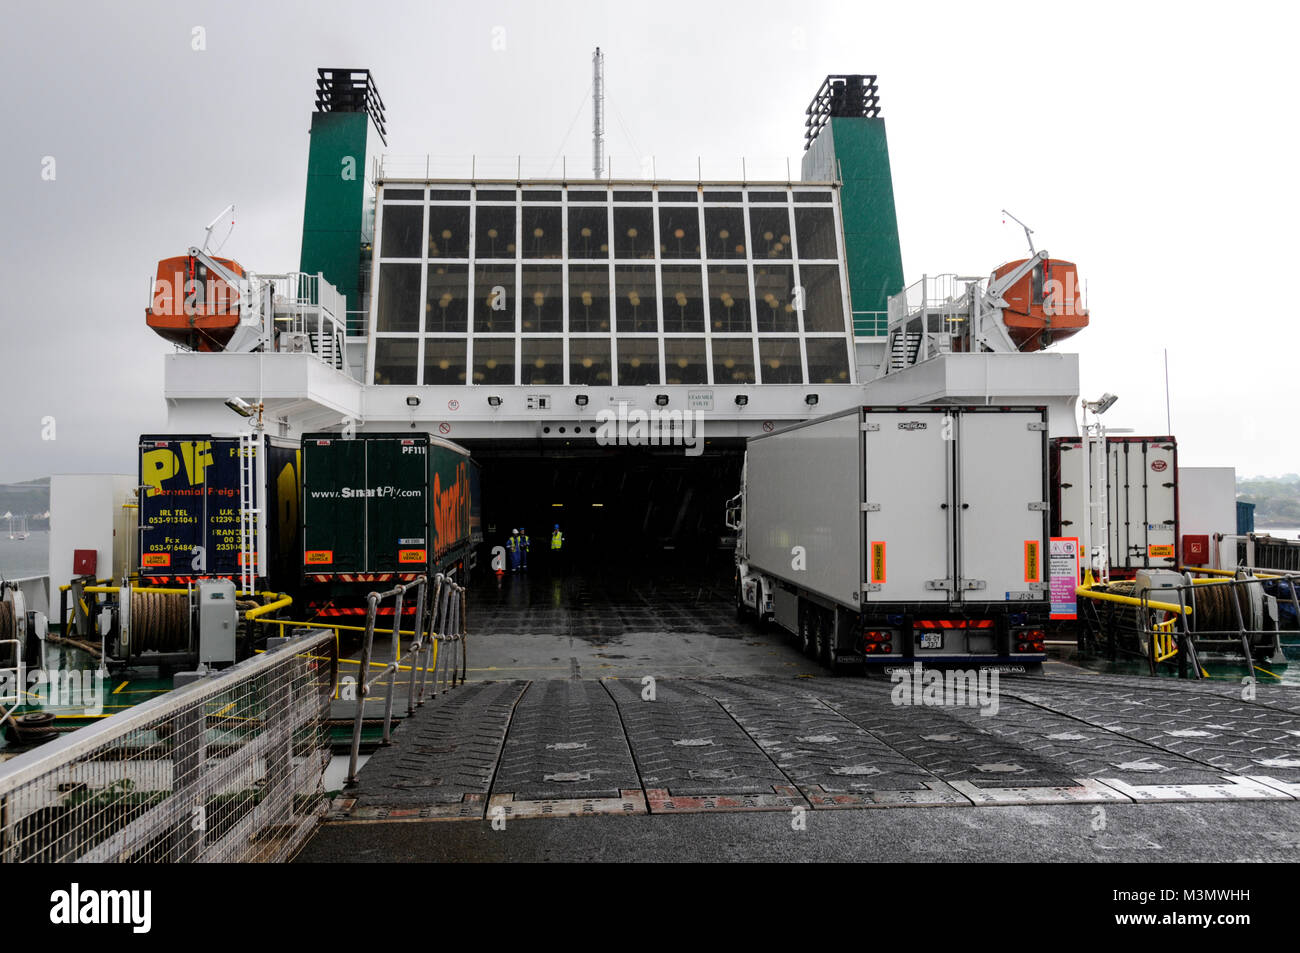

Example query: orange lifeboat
[992,258,1089,351]
[145,254,246,351]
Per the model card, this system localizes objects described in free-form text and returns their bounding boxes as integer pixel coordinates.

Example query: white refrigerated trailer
[726,406,1051,672]
[1050,435,1179,576]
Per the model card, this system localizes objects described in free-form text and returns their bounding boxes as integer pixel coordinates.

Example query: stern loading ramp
[307,666,1300,854]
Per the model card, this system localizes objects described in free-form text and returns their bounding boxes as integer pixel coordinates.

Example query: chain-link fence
[0,629,336,863]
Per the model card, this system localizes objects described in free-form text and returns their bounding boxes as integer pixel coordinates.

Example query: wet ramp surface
[332,672,1300,821]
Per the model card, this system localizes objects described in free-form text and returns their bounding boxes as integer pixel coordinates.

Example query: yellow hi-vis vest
[551,530,563,550]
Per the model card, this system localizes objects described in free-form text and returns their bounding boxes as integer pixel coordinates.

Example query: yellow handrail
[244,594,293,621]
[1075,584,1190,616]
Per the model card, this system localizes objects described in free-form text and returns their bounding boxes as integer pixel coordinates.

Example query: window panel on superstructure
[799,264,846,332]
[475,205,516,259]
[374,339,418,385]
[425,264,468,333]
[758,338,802,384]
[660,265,705,333]
[805,338,851,384]
[569,338,612,386]
[568,206,609,259]
[614,265,658,333]
[707,265,751,333]
[423,338,467,385]
[521,338,562,384]
[749,206,792,260]
[658,205,700,259]
[376,263,422,332]
[663,338,707,385]
[794,206,837,261]
[521,265,563,333]
[522,206,562,259]
[613,206,654,259]
[473,338,516,385]
[427,205,470,259]
[380,204,424,258]
[617,337,661,385]
[753,264,798,333]
[704,207,746,259]
[711,338,755,384]
[569,265,611,332]
[473,264,515,332]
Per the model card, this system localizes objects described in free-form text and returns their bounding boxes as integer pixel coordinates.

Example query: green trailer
[301,433,476,607]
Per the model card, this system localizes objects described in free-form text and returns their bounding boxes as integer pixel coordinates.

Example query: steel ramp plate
[802,781,967,808]
[949,778,1129,805]
[488,790,647,820]
[646,784,808,814]
[1242,776,1300,798]
[1097,775,1293,802]
[342,793,488,821]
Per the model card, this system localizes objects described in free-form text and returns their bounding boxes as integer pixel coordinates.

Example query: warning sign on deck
[142,553,170,567]
[304,550,334,565]
[870,541,887,584]
[1148,544,1175,558]
[398,548,427,564]
[1049,537,1079,620]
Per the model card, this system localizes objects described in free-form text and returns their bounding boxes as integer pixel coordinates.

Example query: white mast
[592,47,605,179]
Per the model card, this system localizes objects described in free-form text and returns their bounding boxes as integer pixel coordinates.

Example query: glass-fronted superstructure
[365,182,857,389]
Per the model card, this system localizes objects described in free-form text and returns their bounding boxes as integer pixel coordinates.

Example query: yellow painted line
[112,681,129,694]
[213,701,237,717]
[1253,666,1283,681]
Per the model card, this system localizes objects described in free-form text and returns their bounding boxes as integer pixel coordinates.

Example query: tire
[815,611,837,672]
[799,610,816,656]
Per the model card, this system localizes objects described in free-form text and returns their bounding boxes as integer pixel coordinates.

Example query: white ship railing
[0,629,335,863]
[378,154,832,184]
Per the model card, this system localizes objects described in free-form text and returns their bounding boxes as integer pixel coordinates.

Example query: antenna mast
[592,47,605,179]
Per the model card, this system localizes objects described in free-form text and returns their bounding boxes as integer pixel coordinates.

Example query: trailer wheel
[735,583,751,623]
[814,610,837,672]
[798,610,816,657]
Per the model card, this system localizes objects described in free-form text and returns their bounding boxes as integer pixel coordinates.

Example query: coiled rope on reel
[129,589,191,652]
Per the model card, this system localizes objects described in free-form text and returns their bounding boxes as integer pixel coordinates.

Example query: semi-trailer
[301,432,477,613]
[727,406,1051,672]
[137,433,301,591]
[1050,435,1178,576]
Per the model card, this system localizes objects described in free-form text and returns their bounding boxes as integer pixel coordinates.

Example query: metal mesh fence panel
[0,630,335,863]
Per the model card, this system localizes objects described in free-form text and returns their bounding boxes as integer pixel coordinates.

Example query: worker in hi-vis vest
[507,529,520,572]
[549,524,564,572]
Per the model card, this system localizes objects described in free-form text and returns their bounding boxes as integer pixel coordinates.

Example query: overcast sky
[1,0,1296,483]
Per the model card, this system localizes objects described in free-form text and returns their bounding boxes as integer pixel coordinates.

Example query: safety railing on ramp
[0,629,336,862]
[346,573,467,785]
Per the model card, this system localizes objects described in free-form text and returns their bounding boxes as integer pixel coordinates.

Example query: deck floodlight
[575,394,589,406]
[488,395,503,407]
[406,395,421,407]
[224,397,256,418]
[734,394,749,406]
[805,393,819,406]
[1088,393,1118,415]
[655,394,669,406]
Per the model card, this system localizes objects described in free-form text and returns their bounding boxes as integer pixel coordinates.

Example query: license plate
[919,632,943,650]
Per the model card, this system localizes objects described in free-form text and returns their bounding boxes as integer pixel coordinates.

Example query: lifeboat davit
[145,254,246,351]
[993,258,1089,352]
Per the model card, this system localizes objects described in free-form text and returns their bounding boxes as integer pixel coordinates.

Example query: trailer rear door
[1108,438,1177,569]
[303,437,366,572]
[365,438,429,573]
[862,409,952,603]
[957,410,1048,602]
